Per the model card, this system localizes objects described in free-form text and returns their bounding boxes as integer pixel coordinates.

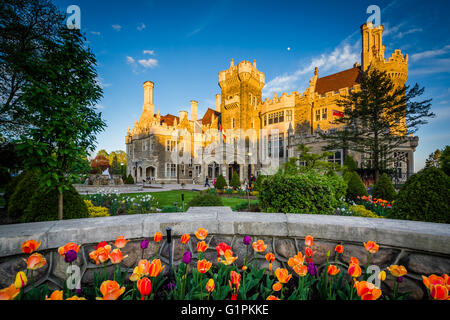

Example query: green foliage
[346,172,368,202]
[160,205,179,213]
[390,167,450,223]
[214,174,227,189]
[253,175,267,192]
[4,171,26,209]
[7,170,40,218]
[258,171,342,214]
[439,145,450,176]
[325,170,347,202]
[229,172,241,189]
[124,174,134,184]
[283,157,299,175]
[343,155,358,172]
[349,205,383,218]
[22,184,89,222]
[372,173,396,202]
[297,144,334,173]
[0,167,11,186]
[187,193,223,207]
[84,200,110,217]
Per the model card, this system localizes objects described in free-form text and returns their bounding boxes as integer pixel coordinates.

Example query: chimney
[179,110,188,121]
[215,94,221,112]
[190,100,198,121]
[143,81,155,116]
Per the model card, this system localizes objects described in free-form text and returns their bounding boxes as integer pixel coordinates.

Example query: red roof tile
[201,108,221,125]
[315,67,362,95]
[160,114,179,126]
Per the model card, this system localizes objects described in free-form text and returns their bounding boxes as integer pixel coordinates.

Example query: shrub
[390,167,450,223]
[346,172,368,202]
[124,174,134,184]
[4,171,27,211]
[229,172,241,190]
[439,145,450,176]
[214,174,227,190]
[0,167,11,187]
[7,170,40,219]
[343,155,358,172]
[225,188,233,195]
[187,193,223,207]
[84,200,110,218]
[207,188,217,195]
[372,173,396,202]
[349,205,383,218]
[326,171,347,203]
[258,171,340,214]
[250,191,259,196]
[253,175,267,192]
[22,185,89,222]
[160,206,179,213]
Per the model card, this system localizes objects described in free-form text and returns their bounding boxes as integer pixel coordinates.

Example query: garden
[2,230,448,301]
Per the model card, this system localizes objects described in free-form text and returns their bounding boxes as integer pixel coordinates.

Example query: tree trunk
[58,191,63,220]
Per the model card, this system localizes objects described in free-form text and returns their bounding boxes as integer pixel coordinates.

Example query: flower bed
[1,230,448,300]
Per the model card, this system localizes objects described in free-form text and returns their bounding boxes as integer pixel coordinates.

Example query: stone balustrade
[0,207,449,300]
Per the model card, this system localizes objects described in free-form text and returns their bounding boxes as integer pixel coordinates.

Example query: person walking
[205,177,210,188]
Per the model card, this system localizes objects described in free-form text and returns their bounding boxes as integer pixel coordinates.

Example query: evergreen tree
[230,172,241,190]
[372,172,396,202]
[214,174,227,189]
[439,145,450,176]
[320,68,434,182]
[425,149,441,168]
[346,171,368,202]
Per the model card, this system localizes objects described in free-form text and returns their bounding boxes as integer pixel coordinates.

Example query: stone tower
[218,59,265,133]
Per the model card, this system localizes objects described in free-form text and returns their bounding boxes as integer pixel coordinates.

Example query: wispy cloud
[90,31,101,36]
[112,24,122,31]
[394,27,423,39]
[137,23,146,31]
[143,50,155,55]
[126,56,136,64]
[96,76,111,89]
[186,27,203,37]
[411,44,450,62]
[263,41,360,98]
[138,58,158,68]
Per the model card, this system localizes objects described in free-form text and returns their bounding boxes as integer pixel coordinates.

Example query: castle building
[125,22,418,185]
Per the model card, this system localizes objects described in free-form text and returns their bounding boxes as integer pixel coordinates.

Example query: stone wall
[0,207,449,299]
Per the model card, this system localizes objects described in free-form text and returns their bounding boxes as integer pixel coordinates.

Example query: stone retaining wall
[0,207,449,300]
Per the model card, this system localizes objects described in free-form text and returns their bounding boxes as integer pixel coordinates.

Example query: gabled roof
[160,114,179,126]
[201,108,221,125]
[315,66,362,95]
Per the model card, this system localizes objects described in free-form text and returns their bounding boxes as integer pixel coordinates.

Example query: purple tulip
[64,249,78,263]
[307,262,318,276]
[140,239,149,249]
[167,282,175,290]
[76,287,82,295]
[243,236,252,246]
[182,251,192,264]
[397,276,403,283]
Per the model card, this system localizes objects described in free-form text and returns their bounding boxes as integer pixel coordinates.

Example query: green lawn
[120,190,257,211]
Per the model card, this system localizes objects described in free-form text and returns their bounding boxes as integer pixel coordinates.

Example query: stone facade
[125,22,417,185]
[0,207,449,300]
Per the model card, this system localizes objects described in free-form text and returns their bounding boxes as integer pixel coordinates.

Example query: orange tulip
[45,290,63,300]
[24,253,47,270]
[241,265,247,271]
[348,263,362,278]
[96,280,125,300]
[114,236,130,249]
[354,280,382,300]
[21,240,42,254]
[197,259,212,274]
[58,242,80,257]
[265,252,275,263]
[252,239,267,252]
[0,284,20,300]
[349,257,360,265]
[305,246,316,257]
[229,270,241,292]
[266,295,280,300]
[218,249,238,266]
[195,228,208,240]
[109,248,128,264]
[272,282,282,291]
[288,252,305,268]
[89,245,111,264]
[181,234,190,244]
[66,295,87,300]
[293,264,308,277]
[305,235,314,246]
[197,241,208,253]
[387,265,407,277]
[154,232,163,243]
[422,274,445,290]
[430,284,449,300]
[363,241,379,254]
[137,277,152,299]
[335,244,344,254]
[443,274,450,290]
[148,259,165,277]
[206,279,215,293]
[274,268,292,284]
[327,265,340,276]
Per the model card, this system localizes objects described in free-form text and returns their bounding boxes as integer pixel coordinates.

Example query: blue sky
[55,0,450,171]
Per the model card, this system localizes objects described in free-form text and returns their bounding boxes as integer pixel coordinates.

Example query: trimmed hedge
[390,167,450,223]
[258,171,342,214]
[214,174,227,190]
[22,184,89,222]
[372,173,396,202]
[346,171,368,202]
[229,172,241,190]
[188,193,223,207]
[7,170,40,219]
